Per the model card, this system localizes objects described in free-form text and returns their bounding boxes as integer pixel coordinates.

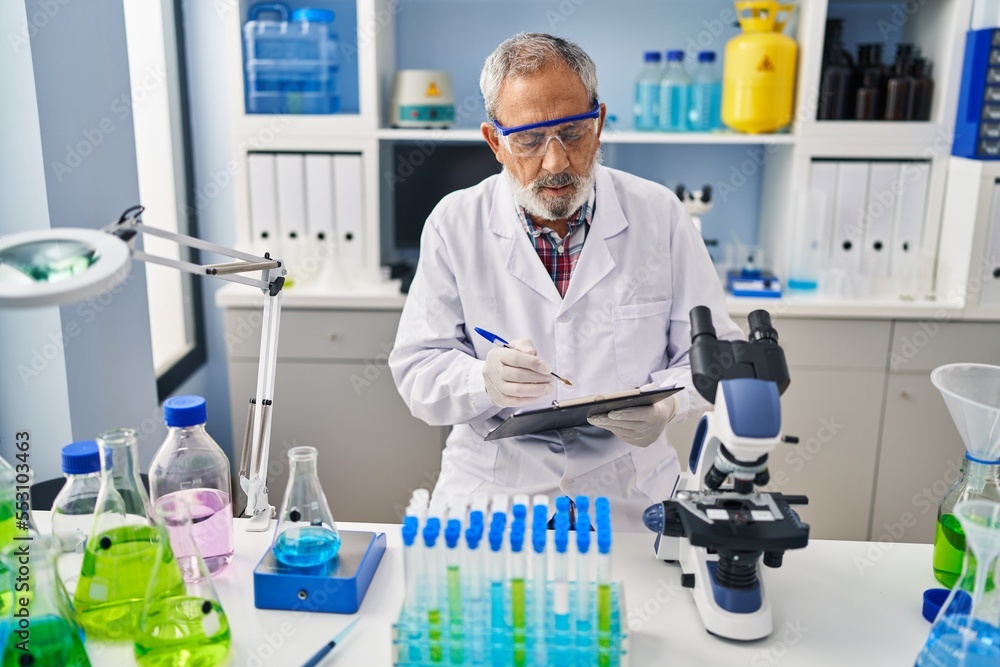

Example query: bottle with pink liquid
[149,396,234,577]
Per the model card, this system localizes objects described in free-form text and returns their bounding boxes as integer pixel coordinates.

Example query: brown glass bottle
[856,44,887,120]
[907,57,934,121]
[884,44,915,121]
[818,19,856,120]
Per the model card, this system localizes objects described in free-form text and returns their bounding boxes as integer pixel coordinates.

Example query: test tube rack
[392,580,629,666]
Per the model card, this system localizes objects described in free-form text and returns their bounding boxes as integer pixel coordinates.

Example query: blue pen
[474,327,573,386]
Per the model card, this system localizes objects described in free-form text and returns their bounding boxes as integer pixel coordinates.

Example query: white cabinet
[870,321,1000,543]
[223,307,446,523]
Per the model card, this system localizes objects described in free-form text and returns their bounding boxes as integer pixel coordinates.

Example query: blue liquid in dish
[916,615,1000,667]
[273,526,340,568]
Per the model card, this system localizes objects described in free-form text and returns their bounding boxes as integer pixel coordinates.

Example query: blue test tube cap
[575,496,590,515]
[595,497,611,520]
[511,527,525,553]
[576,514,591,553]
[513,502,528,521]
[466,525,482,550]
[532,504,548,531]
[423,517,441,548]
[555,496,571,514]
[445,518,461,549]
[554,515,569,553]
[532,526,546,554]
[469,509,485,527]
[402,516,419,546]
[488,527,504,552]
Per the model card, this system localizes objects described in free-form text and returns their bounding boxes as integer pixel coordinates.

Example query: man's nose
[541,136,570,174]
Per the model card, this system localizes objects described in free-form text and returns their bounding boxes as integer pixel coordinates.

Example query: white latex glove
[587,396,677,448]
[482,338,555,408]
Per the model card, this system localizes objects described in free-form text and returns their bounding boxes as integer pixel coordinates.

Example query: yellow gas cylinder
[722,1,798,134]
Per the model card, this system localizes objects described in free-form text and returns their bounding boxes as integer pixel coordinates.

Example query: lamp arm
[115,207,283,531]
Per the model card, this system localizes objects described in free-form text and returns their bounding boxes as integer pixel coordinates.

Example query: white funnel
[931,364,1000,463]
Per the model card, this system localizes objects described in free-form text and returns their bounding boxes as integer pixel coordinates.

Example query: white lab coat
[389,165,743,531]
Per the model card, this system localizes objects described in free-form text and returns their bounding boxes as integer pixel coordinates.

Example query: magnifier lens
[0,240,100,284]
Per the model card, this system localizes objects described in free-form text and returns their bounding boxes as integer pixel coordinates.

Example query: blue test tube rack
[393,495,627,666]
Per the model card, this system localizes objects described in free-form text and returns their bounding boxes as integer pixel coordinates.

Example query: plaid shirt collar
[515,185,596,240]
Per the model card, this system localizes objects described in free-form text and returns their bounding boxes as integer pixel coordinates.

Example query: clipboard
[484,386,683,441]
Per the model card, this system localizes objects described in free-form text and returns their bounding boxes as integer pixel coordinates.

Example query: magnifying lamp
[0,206,283,531]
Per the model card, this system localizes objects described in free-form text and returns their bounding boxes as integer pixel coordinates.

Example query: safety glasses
[492,100,601,158]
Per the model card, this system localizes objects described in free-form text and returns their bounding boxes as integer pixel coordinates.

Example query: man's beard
[506,150,602,221]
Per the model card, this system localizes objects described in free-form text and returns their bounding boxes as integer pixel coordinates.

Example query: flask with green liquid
[0,535,91,667]
[134,495,231,667]
[931,364,1000,588]
[74,429,180,641]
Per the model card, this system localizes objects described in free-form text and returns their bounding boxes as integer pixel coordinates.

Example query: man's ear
[481,122,505,165]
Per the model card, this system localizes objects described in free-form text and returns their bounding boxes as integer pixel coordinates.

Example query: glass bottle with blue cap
[51,440,107,595]
[149,396,235,577]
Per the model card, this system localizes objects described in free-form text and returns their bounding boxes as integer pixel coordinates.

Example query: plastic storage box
[243,3,340,114]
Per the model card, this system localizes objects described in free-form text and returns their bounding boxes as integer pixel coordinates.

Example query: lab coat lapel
[558,166,628,315]
[489,174,562,306]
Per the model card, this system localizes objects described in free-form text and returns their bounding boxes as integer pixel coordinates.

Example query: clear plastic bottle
[659,50,691,131]
[1,536,92,667]
[74,429,160,641]
[272,446,341,568]
[150,396,235,577]
[688,51,721,131]
[633,51,662,131]
[933,456,1000,587]
[50,440,106,596]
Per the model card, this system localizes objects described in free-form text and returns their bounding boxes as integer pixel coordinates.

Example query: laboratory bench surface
[66,518,937,666]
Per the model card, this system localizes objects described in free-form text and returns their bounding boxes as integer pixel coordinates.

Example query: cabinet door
[763,368,885,541]
[870,373,966,544]
[228,360,444,523]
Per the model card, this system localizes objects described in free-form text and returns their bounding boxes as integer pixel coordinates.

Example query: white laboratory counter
[55,517,937,666]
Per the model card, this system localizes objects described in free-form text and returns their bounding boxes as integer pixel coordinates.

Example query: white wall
[0,0,161,480]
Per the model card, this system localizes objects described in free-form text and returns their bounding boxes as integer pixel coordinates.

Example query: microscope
[643,306,809,641]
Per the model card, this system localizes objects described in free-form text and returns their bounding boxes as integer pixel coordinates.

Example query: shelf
[796,120,948,157]
[376,127,796,145]
[725,295,964,321]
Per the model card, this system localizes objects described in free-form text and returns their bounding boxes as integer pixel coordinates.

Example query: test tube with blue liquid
[574,496,593,660]
[488,498,508,667]
[531,495,550,665]
[465,510,486,664]
[552,497,572,666]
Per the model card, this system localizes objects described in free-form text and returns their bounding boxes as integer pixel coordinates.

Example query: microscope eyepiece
[690,306,717,343]
[748,309,778,345]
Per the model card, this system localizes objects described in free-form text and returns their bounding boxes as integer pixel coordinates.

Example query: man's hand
[483,339,554,408]
[587,397,676,448]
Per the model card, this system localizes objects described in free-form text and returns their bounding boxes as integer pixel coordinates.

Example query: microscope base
[679,543,773,641]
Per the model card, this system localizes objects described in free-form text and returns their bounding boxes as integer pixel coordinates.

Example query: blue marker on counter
[552,499,572,665]
[474,327,573,386]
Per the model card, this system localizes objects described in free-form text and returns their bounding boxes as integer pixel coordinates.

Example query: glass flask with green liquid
[931,364,1000,588]
[0,536,91,667]
[933,457,1000,587]
[0,457,17,625]
[271,446,341,568]
[74,429,179,640]
[134,495,231,667]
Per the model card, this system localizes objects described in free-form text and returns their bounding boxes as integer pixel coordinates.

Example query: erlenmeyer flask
[916,499,1000,666]
[74,430,173,641]
[135,495,231,667]
[931,364,1000,587]
[0,457,15,554]
[0,458,13,624]
[271,446,341,568]
[0,535,92,667]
